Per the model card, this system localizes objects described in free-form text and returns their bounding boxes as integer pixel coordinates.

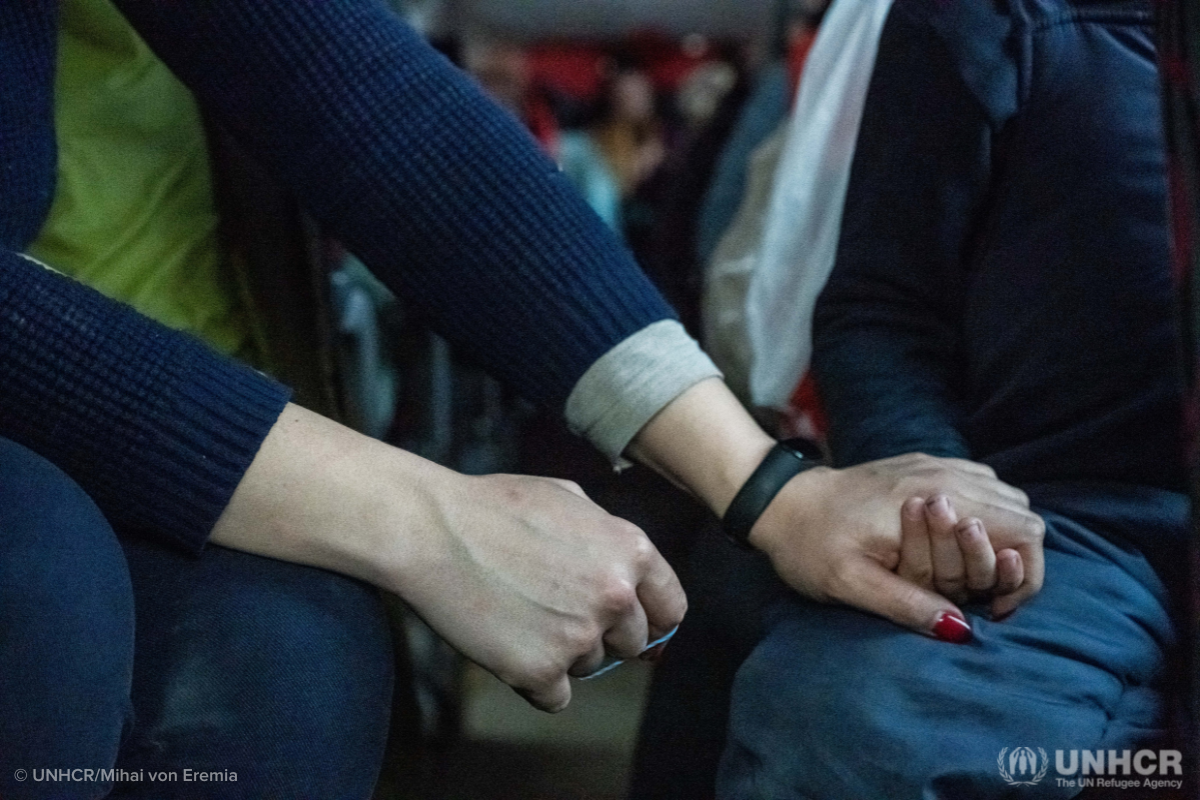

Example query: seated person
[718,0,1189,796]
[0,1,1045,797]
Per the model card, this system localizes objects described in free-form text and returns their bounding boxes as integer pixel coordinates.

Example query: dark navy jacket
[812,0,1189,556]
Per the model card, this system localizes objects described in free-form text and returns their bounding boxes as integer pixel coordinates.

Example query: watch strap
[722,438,824,549]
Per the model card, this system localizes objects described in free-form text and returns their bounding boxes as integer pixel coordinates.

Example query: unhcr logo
[997,747,1184,791]
[998,747,1049,786]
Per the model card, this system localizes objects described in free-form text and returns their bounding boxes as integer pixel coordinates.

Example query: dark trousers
[718,486,1187,800]
[0,437,394,799]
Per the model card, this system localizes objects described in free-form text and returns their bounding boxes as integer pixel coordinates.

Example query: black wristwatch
[722,438,825,550]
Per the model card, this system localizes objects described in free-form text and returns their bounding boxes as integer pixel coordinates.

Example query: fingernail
[926,495,950,514]
[903,497,925,519]
[958,519,983,538]
[931,611,972,644]
[991,608,1016,623]
[639,643,667,663]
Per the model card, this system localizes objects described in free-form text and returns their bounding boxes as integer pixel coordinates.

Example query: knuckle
[526,660,565,692]
[627,527,656,563]
[1023,516,1046,541]
[937,574,967,592]
[966,575,993,592]
[598,577,638,616]
[499,656,554,692]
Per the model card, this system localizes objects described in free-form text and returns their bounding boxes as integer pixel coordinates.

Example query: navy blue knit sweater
[0,0,674,553]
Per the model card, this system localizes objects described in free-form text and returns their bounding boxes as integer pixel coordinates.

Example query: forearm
[626,378,777,518]
[208,402,444,589]
[117,0,675,413]
[811,311,971,466]
[210,401,689,713]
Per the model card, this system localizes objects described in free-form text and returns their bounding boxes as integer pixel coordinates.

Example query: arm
[0,250,684,712]
[811,1,997,466]
[627,379,1042,634]
[0,251,289,552]
[808,4,1041,615]
[113,0,672,412]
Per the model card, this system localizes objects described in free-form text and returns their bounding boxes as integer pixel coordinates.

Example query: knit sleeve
[113,0,677,413]
[0,251,290,553]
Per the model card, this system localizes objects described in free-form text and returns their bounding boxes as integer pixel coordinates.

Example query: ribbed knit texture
[114,0,675,410]
[1,1,675,549]
[0,4,57,248]
[0,253,290,552]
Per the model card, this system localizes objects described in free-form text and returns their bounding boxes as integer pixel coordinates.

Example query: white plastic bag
[703,0,895,410]
[702,124,788,401]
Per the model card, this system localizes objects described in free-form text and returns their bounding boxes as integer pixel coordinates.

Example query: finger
[926,496,967,601]
[568,641,609,678]
[516,675,572,714]
[991,550,1029,620]
[988,517,1045,619]
[943,499,1042,549]
[993,549,1024,597]
[832,558,972,643]
[897,497,934,590]
[635,544,688,642]
[600,593,650,660]
[956,517,997,593]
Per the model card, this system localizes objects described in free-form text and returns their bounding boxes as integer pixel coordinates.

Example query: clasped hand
[749,453,1045,637]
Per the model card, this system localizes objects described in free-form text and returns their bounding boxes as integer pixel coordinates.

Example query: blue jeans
[0,437,393,799]
[717,487,1186,799]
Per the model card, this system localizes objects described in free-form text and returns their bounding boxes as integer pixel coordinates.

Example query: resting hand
[749,453,1044,638]
[211,403,686,713]
[899,494,1027,618]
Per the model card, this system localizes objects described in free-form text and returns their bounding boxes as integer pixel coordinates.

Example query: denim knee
[718,519,1174,800]
[0,437,135,800]
[115,539,393,799]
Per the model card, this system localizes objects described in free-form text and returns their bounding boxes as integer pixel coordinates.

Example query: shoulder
[882,0,1019,122]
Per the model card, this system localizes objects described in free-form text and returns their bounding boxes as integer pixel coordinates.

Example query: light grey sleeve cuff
[566,319,723,468]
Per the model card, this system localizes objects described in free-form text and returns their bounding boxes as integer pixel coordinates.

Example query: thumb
[516,675,573,714]
[838,560,973,644]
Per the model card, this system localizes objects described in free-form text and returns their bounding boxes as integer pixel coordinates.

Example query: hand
[211,404,686,713]
[899,495,1025,618]
[399,471,686,711]
[748,453,1045,639]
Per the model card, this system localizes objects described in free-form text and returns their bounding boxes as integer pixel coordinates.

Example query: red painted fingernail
[932,611,972,644]
[639,643,667,663]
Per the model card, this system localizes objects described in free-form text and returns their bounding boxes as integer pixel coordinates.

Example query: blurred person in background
[465,34,622,230]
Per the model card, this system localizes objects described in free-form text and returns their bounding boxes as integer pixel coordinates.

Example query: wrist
[723,438,826,550]
[626,378,775,516]
[746,464,834,553]
[209,403,450,595]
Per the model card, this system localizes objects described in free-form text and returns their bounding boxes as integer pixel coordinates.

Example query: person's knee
[719,601,1117,800]
[0,438,134,795]
[121,543,393,797]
